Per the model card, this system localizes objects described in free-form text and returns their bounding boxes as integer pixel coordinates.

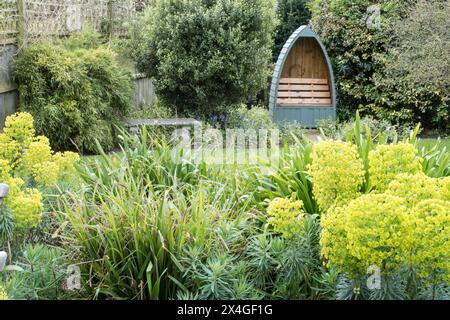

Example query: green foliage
[228,105,278,130]
[13,32,133,153]
[135,0,278,117]
[309,0,449,131]
[317,116,415,142]
[44,112,450,300]
[240,139,318,214]
[128,97,174,119]
[1,244,67,300]
[374,1,450,132]
[59,129,250,299]
[273,0,311,59]
[321,194,409,277]
[417,139,450,178]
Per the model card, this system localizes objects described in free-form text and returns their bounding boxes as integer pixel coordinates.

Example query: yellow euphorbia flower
[267,198,305,238]
[309,140,365,212]
[369,143,422,192]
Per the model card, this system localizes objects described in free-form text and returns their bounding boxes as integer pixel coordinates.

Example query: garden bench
[125,118,201,136]
[277,78,332,107]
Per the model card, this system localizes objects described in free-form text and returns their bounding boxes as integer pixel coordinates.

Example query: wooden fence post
[16,0,26,50]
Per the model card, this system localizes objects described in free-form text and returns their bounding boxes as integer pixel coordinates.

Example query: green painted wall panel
[274,107,334,128]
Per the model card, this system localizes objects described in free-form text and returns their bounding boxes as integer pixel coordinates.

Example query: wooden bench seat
[277,78,332,107]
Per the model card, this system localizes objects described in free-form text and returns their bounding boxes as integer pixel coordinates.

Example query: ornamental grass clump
[0,112,79,231]
[309,140,365,212]
[369,143,423,192]
[320,194,409,277]
[267,198,305,238]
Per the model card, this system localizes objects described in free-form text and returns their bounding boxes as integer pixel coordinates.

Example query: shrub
[59,130,233,299]
[128,97,174,119]
[320,194,409,277]
[309,0,411,120]
[228,105,277,131]
[13,34,133,153]
[418,139,450,178]
[0,112,79,232]
[135,0,278,117]
[309,140,365,212]
[374,1,450,132]
[405,199,450,285]
[267,198,305,238]
[309,0,449,131]
[386,173,444,206]
[368,143,423,192]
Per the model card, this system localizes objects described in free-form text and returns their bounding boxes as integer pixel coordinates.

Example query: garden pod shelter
[269,26,336,128]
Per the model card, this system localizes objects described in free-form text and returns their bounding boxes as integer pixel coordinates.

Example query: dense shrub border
[13,35,133,153]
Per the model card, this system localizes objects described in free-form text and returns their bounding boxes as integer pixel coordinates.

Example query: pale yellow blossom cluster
[309,140,365,211]
[0,112,80,230]
[267,198,306,238]
[318,142,449,283]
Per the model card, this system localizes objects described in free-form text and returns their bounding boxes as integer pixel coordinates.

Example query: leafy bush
[13,33,133,153]
[318,137,449,299]
[406,199,449,284]
[374,1,450,132]
[309,0,449,131]
[418,140,450,178]
[386,173,444,206]
[0,113,79,234]
[128,97,174,119]
[241,139,318,214]
[53,114,449,300]
[309,140,365,211]
[321,194,409,277]
[135,0,278,117]
[228,105,277,131]
[59,129,241,299]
